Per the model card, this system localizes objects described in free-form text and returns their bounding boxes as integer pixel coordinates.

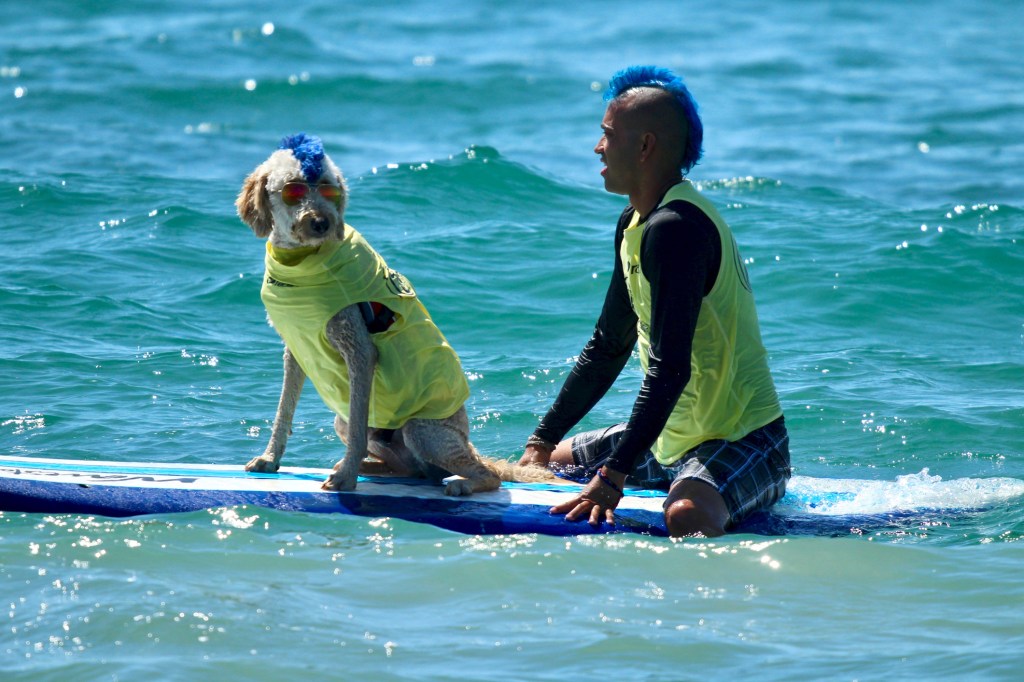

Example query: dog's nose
[311,217,329,235]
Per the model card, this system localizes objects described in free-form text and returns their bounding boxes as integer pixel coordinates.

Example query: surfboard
[1,455,1021,537]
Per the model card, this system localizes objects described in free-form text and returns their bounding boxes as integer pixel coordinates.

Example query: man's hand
[518,438,556,467]
[550,467,626,527]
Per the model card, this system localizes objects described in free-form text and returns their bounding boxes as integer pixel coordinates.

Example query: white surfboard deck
[1,455,1020,537]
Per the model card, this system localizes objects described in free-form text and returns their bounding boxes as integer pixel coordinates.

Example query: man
[519,65,790,537]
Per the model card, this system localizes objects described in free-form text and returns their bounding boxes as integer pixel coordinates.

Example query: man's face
[594,100,641,196]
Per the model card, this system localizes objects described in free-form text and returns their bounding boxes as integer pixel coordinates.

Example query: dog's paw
[443,477,475,497]
[321,472,357,492]
[245,455,280,473]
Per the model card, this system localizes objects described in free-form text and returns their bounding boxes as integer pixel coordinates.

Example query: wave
[783,468,1024,517]
[732,469,1024,539]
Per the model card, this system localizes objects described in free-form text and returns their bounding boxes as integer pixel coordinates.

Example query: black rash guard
[533,199,722,474]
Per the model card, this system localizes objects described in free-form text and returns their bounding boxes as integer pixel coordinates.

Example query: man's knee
[549,438,575,466]
[664,481,730,538]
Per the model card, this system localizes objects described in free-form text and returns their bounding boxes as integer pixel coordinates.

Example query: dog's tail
[481,457,560,484]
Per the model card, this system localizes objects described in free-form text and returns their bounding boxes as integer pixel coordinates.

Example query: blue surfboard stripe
[0,456,664,497]
[5,456,1010,537]
[0,470,668,536]
[0,457,323,481]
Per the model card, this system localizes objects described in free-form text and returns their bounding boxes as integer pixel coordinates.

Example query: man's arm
[531,282,638,445]
[529,209,639,447]
[603,201,721,474]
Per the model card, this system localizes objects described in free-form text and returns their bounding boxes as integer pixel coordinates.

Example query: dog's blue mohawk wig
[605,65,704,173]
[279,133,326,183]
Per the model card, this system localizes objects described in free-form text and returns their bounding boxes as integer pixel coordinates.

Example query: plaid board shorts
[567,416,791,525]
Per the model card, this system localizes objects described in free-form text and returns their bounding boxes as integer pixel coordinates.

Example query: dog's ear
[236,167,273,238]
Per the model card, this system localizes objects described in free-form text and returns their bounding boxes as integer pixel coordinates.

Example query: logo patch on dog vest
[384,269,415,297]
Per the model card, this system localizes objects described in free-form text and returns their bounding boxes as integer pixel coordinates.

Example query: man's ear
[639,132,657,161]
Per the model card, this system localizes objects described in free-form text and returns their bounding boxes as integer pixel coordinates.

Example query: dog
[236,133,553,495]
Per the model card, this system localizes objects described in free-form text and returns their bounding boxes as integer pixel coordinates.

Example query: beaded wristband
[525,434,556,450]
[596,469,624,496]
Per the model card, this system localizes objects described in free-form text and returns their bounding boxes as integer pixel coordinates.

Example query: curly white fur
[236,141,554,495]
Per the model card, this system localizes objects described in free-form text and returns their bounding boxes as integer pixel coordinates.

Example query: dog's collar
[266,242,321,266]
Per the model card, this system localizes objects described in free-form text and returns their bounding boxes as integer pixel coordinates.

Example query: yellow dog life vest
[260,226,469,429]
[620,181,782,464]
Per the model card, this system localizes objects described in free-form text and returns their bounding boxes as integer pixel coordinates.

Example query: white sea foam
[782,469,1024,516]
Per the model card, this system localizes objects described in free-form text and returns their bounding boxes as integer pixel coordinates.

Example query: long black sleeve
[603,200,721,473]
[533,201,721,467]
[533,208,639,443]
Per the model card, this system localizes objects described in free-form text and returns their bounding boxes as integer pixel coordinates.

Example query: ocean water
[2,0,1023,679]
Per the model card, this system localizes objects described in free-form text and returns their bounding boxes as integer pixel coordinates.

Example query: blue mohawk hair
[279,133,326,183]
[605,65,704,173]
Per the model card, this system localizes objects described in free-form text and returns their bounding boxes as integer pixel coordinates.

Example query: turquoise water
[3,0,1023,678]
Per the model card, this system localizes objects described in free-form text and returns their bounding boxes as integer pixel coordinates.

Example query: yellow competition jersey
[620,182,782,464]
[260,226,469,429]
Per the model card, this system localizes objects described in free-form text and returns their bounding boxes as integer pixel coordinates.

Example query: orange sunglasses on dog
[280,182,342,206]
